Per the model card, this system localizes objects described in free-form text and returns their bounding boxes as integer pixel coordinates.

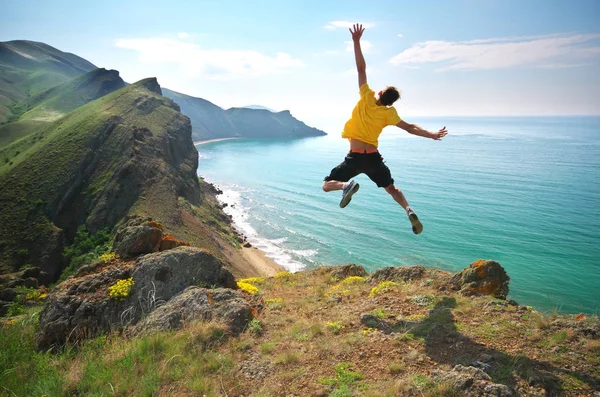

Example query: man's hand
[349,24,364,41]
[431,126,448,140]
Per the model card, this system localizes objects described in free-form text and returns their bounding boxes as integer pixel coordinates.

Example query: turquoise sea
[195,116,600,315]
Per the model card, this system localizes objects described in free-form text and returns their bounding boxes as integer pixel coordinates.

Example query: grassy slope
[0,79,181,272]
[0,40,96,123]
[0,77,248,277]
[0,68,125,156]
[19,68,125,122]
[1,268,598,396]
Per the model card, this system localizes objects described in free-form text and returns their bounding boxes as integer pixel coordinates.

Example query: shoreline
[194,137,240,146]
[240,245,286,277]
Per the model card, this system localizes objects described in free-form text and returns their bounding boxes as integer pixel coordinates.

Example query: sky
[1,0,599,133]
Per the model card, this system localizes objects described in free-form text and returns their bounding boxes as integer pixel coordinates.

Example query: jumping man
[322,24,448,234]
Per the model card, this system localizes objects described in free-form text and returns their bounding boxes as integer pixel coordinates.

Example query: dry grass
[3,267,599,396]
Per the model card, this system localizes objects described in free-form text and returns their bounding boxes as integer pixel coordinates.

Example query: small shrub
[108,278,134,301]
[265,298,283,309]
[325,321,345,334]
[274,351,299,365]
[369,281,398,297]
[338,276,366,286]
[371,308,387,319]
[237,281,259,295]
[25,290,47,302]
[247,318,263,336]
[274,271,293,280]
[99,252,116,263]
[238,277,264,285]
[261,342,275,354]
[388,362,404,374]
[6,302,25,317]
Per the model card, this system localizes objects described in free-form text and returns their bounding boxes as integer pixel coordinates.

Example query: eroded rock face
[113,225,163,259]
[129,287,252,336]
[368,265,426,283]
[449,260,510,299]
[36,246,236,350]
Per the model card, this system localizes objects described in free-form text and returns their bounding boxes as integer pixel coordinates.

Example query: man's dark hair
[380,86,400,106]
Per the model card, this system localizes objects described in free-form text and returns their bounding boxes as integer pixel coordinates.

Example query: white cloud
[390,33,600,70]
[177,32,190,39]
[397,34,403,38]
[324,20,375,30]
[345,40,372,53]
[115,37,304,80]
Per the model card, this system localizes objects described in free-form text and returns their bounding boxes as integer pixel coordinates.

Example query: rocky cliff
[0,78,201,279]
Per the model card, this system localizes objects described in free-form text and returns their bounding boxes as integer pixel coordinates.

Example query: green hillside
[0,78,203,278]
[0,40,96,123]
[162,88,239,141]
[0,68,125,150]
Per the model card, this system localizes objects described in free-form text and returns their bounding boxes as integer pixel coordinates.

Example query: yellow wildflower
[238,277,265,285]
[237,281,259,295]
[108,278,134,301]
[369,281,398,298]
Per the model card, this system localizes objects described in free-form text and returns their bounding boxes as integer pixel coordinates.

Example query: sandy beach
[194,137,240,146]
[241,245,286,277]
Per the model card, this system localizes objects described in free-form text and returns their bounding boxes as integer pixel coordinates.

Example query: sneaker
[407,208,423,234]
[340,180,360,208]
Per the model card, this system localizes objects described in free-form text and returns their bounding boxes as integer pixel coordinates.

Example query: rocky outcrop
[0,78,200,279]
[129,286,252,336]
[449,260,510,299]
[159,233,190,251]
[327,264,368,281]
[368,265,426,283]
[35,246,237,350]
[113,225,163,258]
[432,365,515,396]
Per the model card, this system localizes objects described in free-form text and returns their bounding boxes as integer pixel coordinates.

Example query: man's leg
[384,184,409,209]
[323,154,361,208]
[322,180,345,192]
[385,184,423,235]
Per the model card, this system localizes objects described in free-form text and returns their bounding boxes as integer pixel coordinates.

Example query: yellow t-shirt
[341,83,402,148]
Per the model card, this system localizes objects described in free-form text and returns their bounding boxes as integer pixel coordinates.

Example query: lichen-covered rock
[36,246,235,350]
[129,287,252,336]
[449,260,510,299]
[432,365,515,396]
[368,265,426,283]
[113,225,163,258]
[328,264,368,281]
[159,233,190,251]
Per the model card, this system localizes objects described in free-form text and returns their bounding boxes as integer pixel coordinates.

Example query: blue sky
[2,0,599,133]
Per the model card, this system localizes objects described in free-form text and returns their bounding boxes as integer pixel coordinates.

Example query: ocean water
[195,116,600,315]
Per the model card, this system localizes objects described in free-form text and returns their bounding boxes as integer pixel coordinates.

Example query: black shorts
[324,151,394,188]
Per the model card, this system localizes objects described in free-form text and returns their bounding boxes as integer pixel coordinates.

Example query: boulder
[0,288,17,302]
[432,365,515,396]
[159,233,190,251]
[129,286,252,336]
[449,260,510,299]
[368,265,426,283]
[329,264,368,281]
[36,246,235,350]
[113,225,163,258]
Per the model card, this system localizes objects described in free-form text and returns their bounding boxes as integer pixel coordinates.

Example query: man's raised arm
[350,24,367,88]
[397,120,448,141]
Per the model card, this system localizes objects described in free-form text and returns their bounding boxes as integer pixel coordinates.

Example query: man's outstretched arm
[350,23,367,88]
[397,120,448,140]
